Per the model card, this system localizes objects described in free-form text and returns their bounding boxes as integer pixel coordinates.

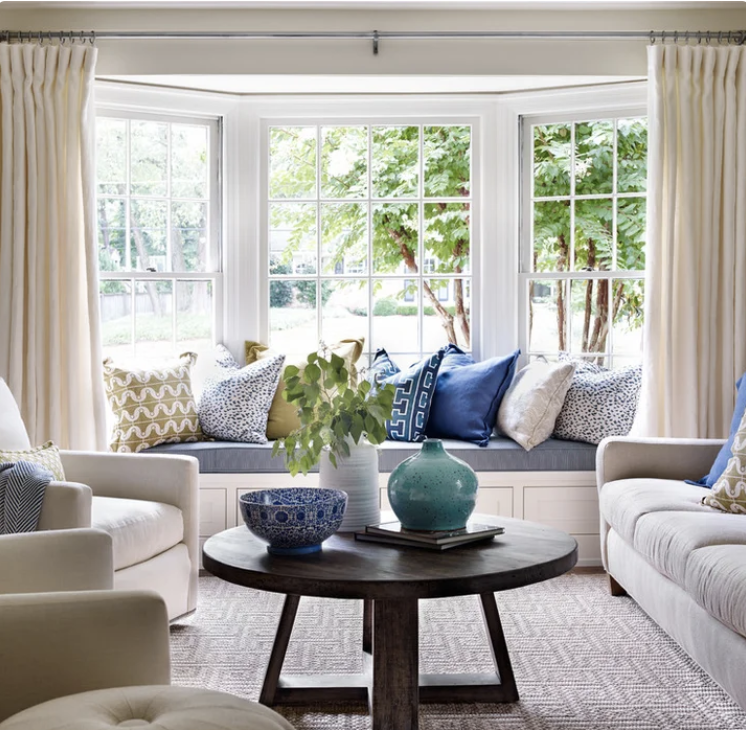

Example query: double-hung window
[265,121,474,364]
[520,113,647,367]
[96,110,221,364]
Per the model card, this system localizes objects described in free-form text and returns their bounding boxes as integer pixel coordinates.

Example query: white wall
[1,5,745,76]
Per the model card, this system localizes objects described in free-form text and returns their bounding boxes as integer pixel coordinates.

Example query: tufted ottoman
[0,686,296,730]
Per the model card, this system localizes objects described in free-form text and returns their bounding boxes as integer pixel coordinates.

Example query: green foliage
[271,348,396,477]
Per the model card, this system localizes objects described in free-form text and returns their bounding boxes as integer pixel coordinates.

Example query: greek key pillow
[704,408,746,514]
[0,441,65,481]
[103,353,203,453]
[553,356,642,445]
[198,346,285,443]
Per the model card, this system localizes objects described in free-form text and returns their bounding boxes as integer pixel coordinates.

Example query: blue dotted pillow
[367,348,445,442]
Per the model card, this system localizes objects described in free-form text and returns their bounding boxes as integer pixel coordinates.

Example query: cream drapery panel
[0,43,107,450]
[638,44,746,438]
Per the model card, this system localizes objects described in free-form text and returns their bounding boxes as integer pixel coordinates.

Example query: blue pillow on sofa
[425,346,520,447]
[695,373,746,487]
[367,348,445,442]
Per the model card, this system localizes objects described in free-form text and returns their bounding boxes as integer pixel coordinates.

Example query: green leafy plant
[271,349,396,477]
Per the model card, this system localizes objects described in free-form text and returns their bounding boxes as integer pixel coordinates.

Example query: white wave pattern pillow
[553,354,642,444]
[198,346,285,443]
[497,361,575,451]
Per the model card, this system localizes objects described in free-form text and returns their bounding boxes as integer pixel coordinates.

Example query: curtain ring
[661,30,666,44]
[649,30,655,45]
[38,31,43,45]
[674,30,679,44]
[89,30,95,45]
[684,31,689,44]
[47,31,52,44]
[69,30,74,45]
[718,31,723,45]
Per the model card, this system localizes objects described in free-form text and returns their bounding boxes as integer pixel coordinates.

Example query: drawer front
[523,486,600,535]
[379,486,513,519]
[199,488,227,537]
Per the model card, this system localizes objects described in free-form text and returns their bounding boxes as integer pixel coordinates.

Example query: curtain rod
[3,29,744,55]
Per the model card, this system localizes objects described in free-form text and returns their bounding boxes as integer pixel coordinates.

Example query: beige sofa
[597,437,746,712]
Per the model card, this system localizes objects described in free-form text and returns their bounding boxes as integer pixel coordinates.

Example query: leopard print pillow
[198,347,285,443]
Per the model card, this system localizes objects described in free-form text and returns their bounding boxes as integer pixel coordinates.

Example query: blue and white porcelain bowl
[239,487,348,556]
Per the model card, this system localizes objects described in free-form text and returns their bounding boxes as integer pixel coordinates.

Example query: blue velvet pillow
[426,346,520,446]
[367,348,444,442]
[695,373,746,487]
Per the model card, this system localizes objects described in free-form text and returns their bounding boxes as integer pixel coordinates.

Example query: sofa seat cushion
[685,545,746,639]
[91,497,184,571]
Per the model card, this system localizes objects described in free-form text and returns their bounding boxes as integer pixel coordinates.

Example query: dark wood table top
[203,515,578,600]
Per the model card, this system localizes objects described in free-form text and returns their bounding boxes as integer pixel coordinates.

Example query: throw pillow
[695,373,746,488]
[103,353,203,453]
[553,359,643,445]
[0,378,31,450]
[199,347,285,443]
[0,441,65,481]
[245,338,364,440]
[703,408,746,514]
[496,361,575,451]
[425,346,520,447]
[367,348,445,442]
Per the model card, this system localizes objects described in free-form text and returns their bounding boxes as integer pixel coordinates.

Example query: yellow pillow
[0,441,65,481]
[245,339,364,440]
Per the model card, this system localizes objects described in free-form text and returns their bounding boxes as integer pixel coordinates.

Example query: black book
[366,520,504,545]
[354,530,499,551]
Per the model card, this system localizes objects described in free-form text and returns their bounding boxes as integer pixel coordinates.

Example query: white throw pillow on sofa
[0,378,31,450]
[497,361,575,451]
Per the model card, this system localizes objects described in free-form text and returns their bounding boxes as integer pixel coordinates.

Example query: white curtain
[0,43,107,450]
[638,44,746,438]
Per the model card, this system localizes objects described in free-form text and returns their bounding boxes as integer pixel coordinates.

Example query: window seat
[148,436,597,474]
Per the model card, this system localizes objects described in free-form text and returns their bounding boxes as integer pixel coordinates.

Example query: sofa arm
[596,436,725,490]
[0,529,112,595]
[0,590,170,723]
[36,482,92,530]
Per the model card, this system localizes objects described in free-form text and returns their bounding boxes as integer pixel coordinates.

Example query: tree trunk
[453,277,470,347]
[556,235,568,351]
[582,239,596,352]
[130,210,163,317]
[98,199,112,256]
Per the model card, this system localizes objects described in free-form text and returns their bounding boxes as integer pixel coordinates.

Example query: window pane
[321,203,367,275]
[372,126,418,198]
[269,280,317,354]
[372,279,418,354]
[176,280,213,351]
[130,120,168,196]
[130,199,167,271]
[269,203,317,275]
[574,198,612,271]
[617,198,646,271]
[372,203,418,275]
[423,278,471,352]
[528,279,567,353]
[533,123,571,197]
[424,125,470,198]
[134,280,173,361]
[320,279,368,345]
[612,279,644,355]
[570,278,610,355]
[171,201,208,272]
[424,202,470,274]
[96,117,127,195]
[321,126,367,199]
[98,198,128,272]
[574,120,614,196]
[100,279,132,360]
[269,127,316,199]
[171,124,208,199]
[533,200,570,272]
[617,117,648,193]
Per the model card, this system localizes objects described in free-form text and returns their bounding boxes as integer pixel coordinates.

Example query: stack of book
[354,520,504,551]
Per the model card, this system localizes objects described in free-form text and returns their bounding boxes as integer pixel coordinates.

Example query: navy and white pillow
[367,348,445,442]
[198,346,285,443]
[553,355,642,444]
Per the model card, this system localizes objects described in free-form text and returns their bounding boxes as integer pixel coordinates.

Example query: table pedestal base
[259,592,519,730]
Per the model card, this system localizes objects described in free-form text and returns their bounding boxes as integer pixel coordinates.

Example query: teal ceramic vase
[387,439,479,531]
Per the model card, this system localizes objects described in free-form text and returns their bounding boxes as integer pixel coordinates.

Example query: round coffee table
[203,515,577,730]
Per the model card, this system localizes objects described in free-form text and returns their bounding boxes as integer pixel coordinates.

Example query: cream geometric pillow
[703,408,746,514]
[0,441,65,480]
[103,353,203,453]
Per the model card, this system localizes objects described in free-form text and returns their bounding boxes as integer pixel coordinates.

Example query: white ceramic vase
[319,439,380,532]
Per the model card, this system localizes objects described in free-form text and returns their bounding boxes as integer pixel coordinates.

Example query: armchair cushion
[91,497,183,571]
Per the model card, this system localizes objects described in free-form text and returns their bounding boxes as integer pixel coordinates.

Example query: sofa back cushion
[0,379,30,451]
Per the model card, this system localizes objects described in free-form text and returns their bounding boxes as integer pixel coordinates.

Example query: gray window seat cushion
[147,437,597,474]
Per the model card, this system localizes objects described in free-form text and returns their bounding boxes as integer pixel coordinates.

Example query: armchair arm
[0,590,170,722]
[0,528,112,595]
[596,436,725,490]
[36,482,92,530]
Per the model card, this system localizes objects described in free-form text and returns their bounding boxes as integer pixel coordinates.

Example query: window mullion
[367,124,373,363]
[418,124,425,356]
[567,122,575,354]
[316,125,322,346]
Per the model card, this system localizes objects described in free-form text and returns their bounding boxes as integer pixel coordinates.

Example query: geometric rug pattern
[171,574,746,729]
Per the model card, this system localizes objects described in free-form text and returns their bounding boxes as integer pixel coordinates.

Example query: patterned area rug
[171,574,746,729]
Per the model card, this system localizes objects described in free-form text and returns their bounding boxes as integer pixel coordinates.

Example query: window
[266,123,472,363]
[96,110,221,364]
[521,115,647,367]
